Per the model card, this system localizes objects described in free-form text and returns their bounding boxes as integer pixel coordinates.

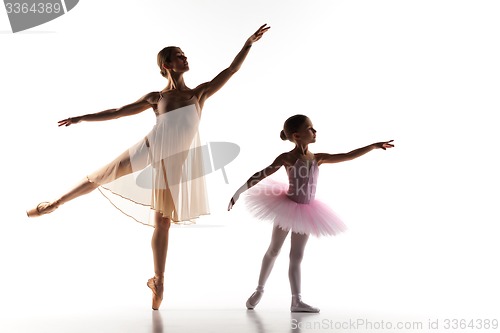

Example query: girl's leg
[148,211,171,310]
[246,225,289,309]
[289,232,309,296]
[289,232,318,313]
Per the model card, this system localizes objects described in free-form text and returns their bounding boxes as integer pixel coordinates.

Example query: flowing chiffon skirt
[87,104,210,226]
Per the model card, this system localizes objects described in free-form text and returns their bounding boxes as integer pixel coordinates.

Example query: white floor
[1,307,474,333]
[1,199,499,333]
[0,308,324,333]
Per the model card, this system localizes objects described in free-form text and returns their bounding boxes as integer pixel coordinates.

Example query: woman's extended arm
[197,24,270,104]
[228,153,284,210]
[316,140,394,165]
[58,92,158,127]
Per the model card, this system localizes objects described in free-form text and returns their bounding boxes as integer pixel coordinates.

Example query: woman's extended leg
[148,212,171,310]
[26,178,99,217]
[246,225,289,309]
[27,146,142,217]
[288,232,318,313]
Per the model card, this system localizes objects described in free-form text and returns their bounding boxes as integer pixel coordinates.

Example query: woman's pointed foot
[26,201,60,218]
[290,295,320,313]
[246,288,264,310]
[147,276,164,310]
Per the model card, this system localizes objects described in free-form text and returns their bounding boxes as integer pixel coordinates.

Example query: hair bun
[280,130,287,141]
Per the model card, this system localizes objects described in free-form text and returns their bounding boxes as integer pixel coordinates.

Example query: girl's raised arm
[57,92,158,127]
[197,24,270,104]
[228,152,285,210]
[316,140,394,165]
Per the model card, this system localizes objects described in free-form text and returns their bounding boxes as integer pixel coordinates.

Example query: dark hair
[280,114,308,141]
[157,46,178,77]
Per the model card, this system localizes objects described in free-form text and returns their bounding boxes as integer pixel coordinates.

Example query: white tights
[256,225,309,296]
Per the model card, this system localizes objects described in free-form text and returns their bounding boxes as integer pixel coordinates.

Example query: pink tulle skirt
[244,179,347,237]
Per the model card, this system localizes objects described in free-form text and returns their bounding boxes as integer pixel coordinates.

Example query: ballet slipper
[290,295,320,313]
[147,277,164,310]
[246,289,264,310]
[26,201,60,218]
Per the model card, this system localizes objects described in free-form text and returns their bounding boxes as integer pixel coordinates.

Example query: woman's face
[165,48,189,73]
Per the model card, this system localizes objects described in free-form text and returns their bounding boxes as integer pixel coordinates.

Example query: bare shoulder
[192,82,210,102]
[276,152,297,167]
[138,91,161,105]
[193,82,209,92]
[314,153,328,165]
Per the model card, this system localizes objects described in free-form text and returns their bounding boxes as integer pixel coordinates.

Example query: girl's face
[293,118,317,144]
[165,48,189,73]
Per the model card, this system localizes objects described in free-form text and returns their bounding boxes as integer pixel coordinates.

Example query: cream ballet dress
[88,93,209,226]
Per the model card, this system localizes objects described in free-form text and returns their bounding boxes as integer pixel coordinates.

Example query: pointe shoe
[147,277,164,310]
[290,295,320,313]
[246,289,264,310]
[26,201,60,218]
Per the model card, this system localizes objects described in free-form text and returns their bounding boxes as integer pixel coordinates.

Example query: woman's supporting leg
[148,212,171,310]
[289,232,318,313]
[152,212,171,278]
[246,225,289,309]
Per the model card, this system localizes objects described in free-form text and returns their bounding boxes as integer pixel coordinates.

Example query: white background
[1,0,499,327]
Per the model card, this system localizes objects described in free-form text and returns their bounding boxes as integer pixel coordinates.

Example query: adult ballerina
[26,24,270,310]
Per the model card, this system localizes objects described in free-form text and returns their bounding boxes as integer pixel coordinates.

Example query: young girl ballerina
[26,24,270,310]
[228,114,394,312]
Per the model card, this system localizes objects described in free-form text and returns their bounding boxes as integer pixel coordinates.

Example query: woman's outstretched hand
[58,116,82,127]
[247,24,271,45]
[374,140,395,150]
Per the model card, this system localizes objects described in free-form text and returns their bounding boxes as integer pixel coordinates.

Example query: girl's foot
[246,288,264,310]
[26,201,60,217]
[147,276,164,310]
[290,294,320,313]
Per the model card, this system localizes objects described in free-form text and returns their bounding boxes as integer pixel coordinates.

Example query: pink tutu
[244,178,347,237]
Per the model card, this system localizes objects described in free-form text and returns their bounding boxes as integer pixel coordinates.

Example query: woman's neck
[165,73,188,91]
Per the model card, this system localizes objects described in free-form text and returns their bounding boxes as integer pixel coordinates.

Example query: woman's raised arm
[197,24,270,103]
